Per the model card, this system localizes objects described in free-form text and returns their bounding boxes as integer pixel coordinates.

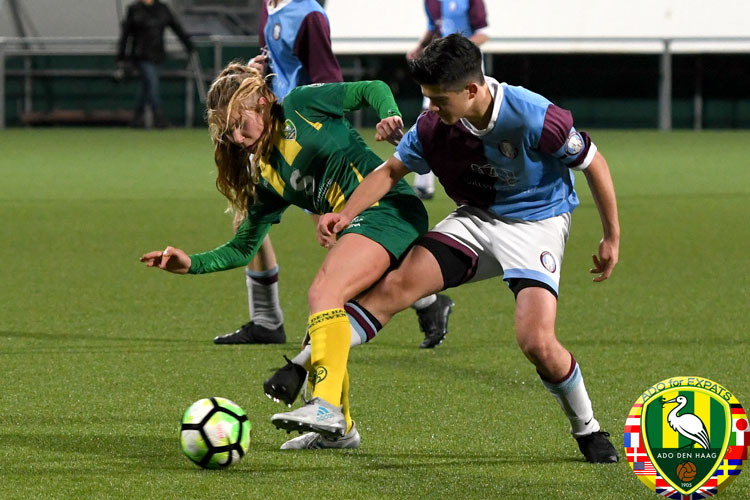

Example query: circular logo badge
[565,132,584,155]
[498,140,518,159]
[273,23,282,41]
[625,376,748,499]
[540,251,557,273]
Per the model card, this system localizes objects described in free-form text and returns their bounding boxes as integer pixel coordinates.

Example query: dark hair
[408,34,484,90]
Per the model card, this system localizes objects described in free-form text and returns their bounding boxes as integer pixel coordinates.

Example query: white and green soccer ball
[180,397,251,469]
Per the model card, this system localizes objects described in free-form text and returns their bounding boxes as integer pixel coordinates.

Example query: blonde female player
[141,63,441,448]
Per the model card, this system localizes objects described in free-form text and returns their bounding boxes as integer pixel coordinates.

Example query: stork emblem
[637,377,737,497]
[662,395,711,451]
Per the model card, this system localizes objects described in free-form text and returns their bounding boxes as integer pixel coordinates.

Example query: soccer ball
[676,461,697,481]
[180,397,251,469]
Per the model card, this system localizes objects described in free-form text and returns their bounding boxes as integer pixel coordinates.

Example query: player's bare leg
[358,245,445,326]
[515,286,617,463]
[271,234,392,438]
[264,243,453,407]
[514,287,569,379]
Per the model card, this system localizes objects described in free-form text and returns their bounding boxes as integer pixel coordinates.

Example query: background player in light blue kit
[317,34,621,463]
[407,0,490,201]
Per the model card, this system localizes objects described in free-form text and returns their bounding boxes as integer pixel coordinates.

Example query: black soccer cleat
[263,355,307,407]
[417,294,455,349]
[213,321,286,345]
[575,431,619,463]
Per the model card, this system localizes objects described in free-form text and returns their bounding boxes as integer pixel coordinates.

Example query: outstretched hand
[316,213,351,249]
[140,246,191,274]
[375,116,404,146]
[590,237,619,282]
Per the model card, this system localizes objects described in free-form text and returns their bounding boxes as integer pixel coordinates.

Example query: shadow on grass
[2,430,174,457]
[242,451,583,476]
[1,427,584,476]
[0,431,285,474]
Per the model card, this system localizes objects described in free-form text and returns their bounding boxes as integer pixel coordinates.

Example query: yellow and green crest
[625,376,748,498]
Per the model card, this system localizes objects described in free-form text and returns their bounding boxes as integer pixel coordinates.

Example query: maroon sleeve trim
[469,0,489,31]
[294,12,343,84]
[538,105,574,155]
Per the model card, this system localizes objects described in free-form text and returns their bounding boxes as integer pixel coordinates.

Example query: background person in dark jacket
[117,0,194,128]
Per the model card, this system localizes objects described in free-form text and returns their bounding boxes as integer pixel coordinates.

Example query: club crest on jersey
[540,251,556,273]
[282,119,297,140]
[625,376,748,499]
[273,23,282,41]
[565,132,584,155]
[498,140,518,159]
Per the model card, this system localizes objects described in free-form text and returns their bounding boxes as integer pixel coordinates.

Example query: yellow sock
[341,369,353,432]
[309,308,351,407]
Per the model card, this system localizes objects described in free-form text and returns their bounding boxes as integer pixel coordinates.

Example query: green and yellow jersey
[189,81,427,274]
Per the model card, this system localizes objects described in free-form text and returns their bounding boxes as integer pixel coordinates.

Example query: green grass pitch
[1,127,748,499]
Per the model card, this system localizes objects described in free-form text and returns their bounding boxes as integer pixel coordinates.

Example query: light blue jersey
[425,0,489,38]
[395,77,597,221]
[265,0,332,99]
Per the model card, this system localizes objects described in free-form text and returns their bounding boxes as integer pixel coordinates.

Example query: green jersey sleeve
[187,216,272,274]
[285,81,401,121]
[188,183,289,274]
[342,80,402,119]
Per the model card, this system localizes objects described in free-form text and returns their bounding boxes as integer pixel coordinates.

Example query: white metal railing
[2,35,750,129]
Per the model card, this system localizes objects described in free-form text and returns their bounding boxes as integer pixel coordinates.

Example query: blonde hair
[206,63,279,214]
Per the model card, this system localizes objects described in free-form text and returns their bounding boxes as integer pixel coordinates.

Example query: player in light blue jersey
[317,34,621,463]
[408,0,489,60]
[253,0,343,100]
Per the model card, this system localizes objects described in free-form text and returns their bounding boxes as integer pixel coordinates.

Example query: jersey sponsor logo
[564,132,584,155]
[273,23,282,41]
[498,140,519,159]
[470,163,499,178]
[470,163,518,188]
[282,119,297,140]
[316,178,333,212]
[462,175,495,191]
[625,376,747,499]
[496,169,518,186]
[540,251,557,273]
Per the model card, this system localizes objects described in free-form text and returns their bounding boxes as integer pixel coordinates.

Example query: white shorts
[425,205,571,295]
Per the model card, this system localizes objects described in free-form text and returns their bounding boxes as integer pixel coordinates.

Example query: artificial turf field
[1,127,748,500]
